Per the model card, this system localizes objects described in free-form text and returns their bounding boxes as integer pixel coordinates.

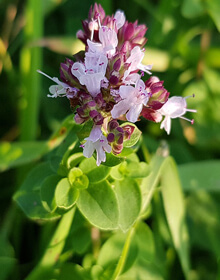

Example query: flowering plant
[13,3,197,280]
[38,3,196,166]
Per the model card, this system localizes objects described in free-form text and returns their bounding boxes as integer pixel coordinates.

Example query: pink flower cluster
[38,3,196,166]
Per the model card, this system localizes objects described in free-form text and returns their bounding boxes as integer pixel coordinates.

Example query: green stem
[141,142,151,163]
[111,226,135,280]
[19,0,43,141]
[25,207,75,280]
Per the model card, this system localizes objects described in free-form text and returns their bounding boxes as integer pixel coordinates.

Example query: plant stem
[111,226,135,280]
[141,141,151,163]
[25,207,75,280]
[19,0,43,141]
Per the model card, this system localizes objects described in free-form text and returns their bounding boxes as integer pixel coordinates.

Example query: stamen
[180,116,194,124]
[37,70,55,82]
[80,144,85,148]
[186,108,197,113]
[97,15,101,28]
[91,27,94,41]
[113,18,116,28]
[185,94,195,100]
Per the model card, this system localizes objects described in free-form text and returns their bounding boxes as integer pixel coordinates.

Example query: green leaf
[120,123,142,148]
[102,152,125,167]
[65,210,92,255]
[205,0,220,32]
[68,226,91,254]
[67,153,85,169]
[25,208,75,280]
[40,175,61,213]
[55,178,79,210]
[114,178,142,232]
[113,161,149,179]
[0,115,80,172]
[160,157,190,279]
[140,155,166,212]
[58,263,91,280]
[181,0,204,18]
[97,232,138,275]
[13,162,60,220]
[118,258,164,280]
[76,181,119,230]
[48,114,80,150]
[0,234,16,280]
[139,155,190,278]
[179,160,220,191]
[0,257,16,280]
[134,222,155,262]
[0,141,48,172]
[94,265,116,280]
[79,157,111,183]
[125,161,149,178]
[186,191,220,257]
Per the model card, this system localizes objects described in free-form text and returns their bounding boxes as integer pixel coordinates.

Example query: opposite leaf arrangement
[38,3,196,166]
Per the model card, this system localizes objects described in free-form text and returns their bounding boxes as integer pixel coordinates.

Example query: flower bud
[68,167,89,190]
[108,119,119,131]
[145,76,169,110]
[122,125,135,140]
[113,58,121,71]
[107,133,115,142]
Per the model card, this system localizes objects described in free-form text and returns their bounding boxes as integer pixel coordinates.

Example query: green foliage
[13,162,60,220]
[55,178,79,210]
[114,178,141,232]
[1,0,220,279]
[76,180,119,230]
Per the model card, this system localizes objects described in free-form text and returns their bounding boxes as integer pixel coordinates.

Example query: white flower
[37,70,78,98]
[158,95,197,134]
[87,25,118,58]
[123,46,152,84]
[111,79,149,123]
[82,125,112,166]
[71,52,108,97]
[114,10,126,30]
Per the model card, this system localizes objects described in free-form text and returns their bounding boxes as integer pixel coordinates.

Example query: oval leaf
[13,162,60,220]
[55,178,79,210]
[67,153,84,169]
[134,222,155,262]
[114,178,142,232]
[40,175,61,213]
[76,181,119,230]
[79,158,111,183]
[97,232,138,275]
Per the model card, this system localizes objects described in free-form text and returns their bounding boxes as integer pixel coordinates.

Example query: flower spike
[39,3,197,165]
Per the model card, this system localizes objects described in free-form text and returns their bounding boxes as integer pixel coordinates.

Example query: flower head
[39,3,197,166]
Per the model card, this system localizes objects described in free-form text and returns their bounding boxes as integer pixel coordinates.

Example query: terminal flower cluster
[38,3,196,166]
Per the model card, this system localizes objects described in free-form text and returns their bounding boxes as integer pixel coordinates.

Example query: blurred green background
[0,0,220,279]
